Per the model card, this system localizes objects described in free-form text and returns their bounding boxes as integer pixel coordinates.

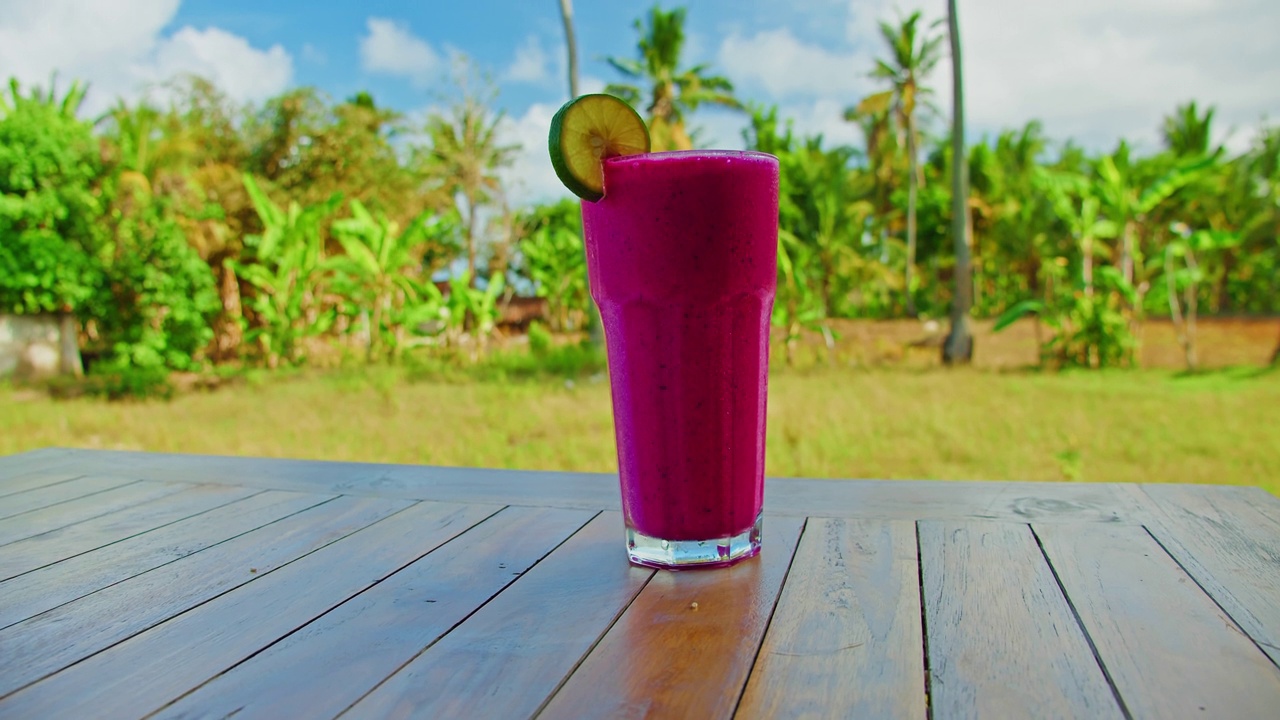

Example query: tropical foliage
[1,4,1277,395]
[605,6,742,151]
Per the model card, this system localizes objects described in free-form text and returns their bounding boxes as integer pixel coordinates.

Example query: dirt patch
[790,316,1280,370]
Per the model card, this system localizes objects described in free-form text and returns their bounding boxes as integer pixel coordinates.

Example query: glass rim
[603,149,779,166]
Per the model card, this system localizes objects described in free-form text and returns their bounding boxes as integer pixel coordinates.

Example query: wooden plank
[769,477,1146,525]
[43,448,1150,524]
[918,521,1124,719]
[0,472,86,500]
[736,519,925,719]
[1135,484,1280,667]
[537,516,806,720]
[0,494,408,698]
[0,479,191,546]
[44,447,622,509]
[0,500,502,718]
[154,506,596,720]
[0,490,330,629]
[0,483,259,581]
[0,447,76,478]
[343,512,653,720]
[1035,523,1280,717]
[0,474,137,521]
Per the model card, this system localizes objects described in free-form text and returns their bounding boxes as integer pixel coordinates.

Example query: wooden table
[1,447,1278,719]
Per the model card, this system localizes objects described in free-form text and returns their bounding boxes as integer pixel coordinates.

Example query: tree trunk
[214,258,243,362]
[369,295,384,363]
[58,311,84,377]
[905,113,919,318]
[558,0,580,99]
[1082,233,1094,298]
[1120,221,1135,286]
[557,0,604,347]
[1165,250,1198,371]
[1184,250,1199,371]
[942,0,972,365]
[1271,332,1280,367]
[466,194,478,288]
[1165,251,1187,367]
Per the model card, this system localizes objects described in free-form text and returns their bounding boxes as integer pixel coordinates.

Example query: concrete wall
[0,314,83,379]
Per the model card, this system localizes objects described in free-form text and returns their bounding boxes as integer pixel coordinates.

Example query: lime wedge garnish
[548,94,650,202]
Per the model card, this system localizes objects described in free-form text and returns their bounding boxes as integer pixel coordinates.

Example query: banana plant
[231,173,341,367]
[327,200,459,361]
[448,269,506,338]
[1157,228,1240,370]
[1094,150,1216,287]
[1038,170,1119,297]
[994,265,1138,369]
[517,200,588,331]
[773,230,828,367]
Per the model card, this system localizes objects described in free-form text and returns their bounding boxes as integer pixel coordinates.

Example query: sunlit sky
[2,0,1277,204]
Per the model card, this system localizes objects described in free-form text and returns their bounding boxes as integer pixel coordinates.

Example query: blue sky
[2,0,1278,204]
[158,0,807,138]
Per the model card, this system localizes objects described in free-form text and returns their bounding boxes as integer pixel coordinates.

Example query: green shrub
[527,322,553,357]
[48,363,176,401]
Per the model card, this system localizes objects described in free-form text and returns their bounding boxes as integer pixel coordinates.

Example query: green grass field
[4,365,1277,495]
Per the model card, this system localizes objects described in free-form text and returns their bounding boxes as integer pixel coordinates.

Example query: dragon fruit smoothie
[581,150,779,569]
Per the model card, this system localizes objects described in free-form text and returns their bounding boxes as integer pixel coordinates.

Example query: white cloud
[141,28,292,105]
[785,98,867,147]
[717,28,871,100]
[0,0,292,116]
[359,17,441,88]
[954,0,1280,150]
[717,0,1280,152]
[497,103,571,206]
[581,75,607,95]
[505,36,550,85]
[0,0,180,82]
[690,109,749,150]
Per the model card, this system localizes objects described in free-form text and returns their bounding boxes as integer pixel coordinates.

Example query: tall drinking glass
[581,150,780,569]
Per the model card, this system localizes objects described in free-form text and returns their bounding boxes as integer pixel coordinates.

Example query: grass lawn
[2,366,1277,496]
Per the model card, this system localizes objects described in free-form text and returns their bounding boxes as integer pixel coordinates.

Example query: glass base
[626,513,763,570]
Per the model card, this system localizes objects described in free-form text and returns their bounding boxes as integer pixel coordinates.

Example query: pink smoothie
[581,150,780,541]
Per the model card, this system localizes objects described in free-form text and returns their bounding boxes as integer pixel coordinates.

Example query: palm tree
[996,122,1051,292]
[422,63,517,287]
[605,6,741,151]
[98,100,194,201]
[853,11,944,316]
[557,0,580,98]
[942,0,972,363]
[1163,102,1216,157]
[846,102,903,266]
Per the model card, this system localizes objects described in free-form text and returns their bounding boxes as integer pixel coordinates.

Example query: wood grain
[0,483,258,581]
[153,506,593,720]
[537,516,806,720]
[344,512,653,720]
[1035,522,1280,717]
[0,472,86,500]
[35,448,1150,524]
[1135,484,1280,667]
[0,474,139,521]
[0,479,191,546]
[0,500,498,719]
[0,494,407,698]
[736,518,925,719]
[918,521,1124,720]
[0,490,329,629]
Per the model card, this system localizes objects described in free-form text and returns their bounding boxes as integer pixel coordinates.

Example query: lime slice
[549,94,650,201]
